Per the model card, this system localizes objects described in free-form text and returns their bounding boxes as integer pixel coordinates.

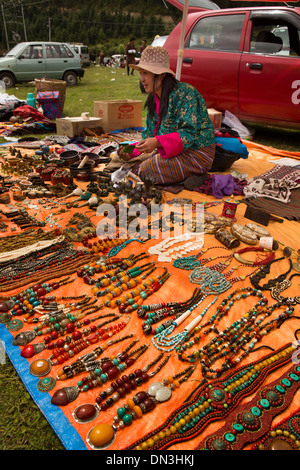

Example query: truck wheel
[0,72,15,88]
[63,71,78,86]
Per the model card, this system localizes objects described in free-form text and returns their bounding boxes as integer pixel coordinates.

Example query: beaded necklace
[172,245,232,271]
[51,343,149,407]
[270,272,300,305]
[5,277,73,314]
[93,262,155,292]
[251,407,300,451]
[20,315,131,361]
[125,343,296,450]
[86,365,196,449]
[138,288,203,335]
[250,256,293,291]
[73,352,172,423]
[151,264,255,352]
[197,363,300,450]
[187,303,296,380]
[55,334,138,381]
[175,286,265,359]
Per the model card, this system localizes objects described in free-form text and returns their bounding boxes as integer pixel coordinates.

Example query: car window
[46,44,74,59]
[187,14,245,52]
[250,21,300,57]
[22,45,43,59]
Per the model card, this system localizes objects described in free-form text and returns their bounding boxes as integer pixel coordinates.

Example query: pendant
[12,330,36,346]
[148,381,172,403]
[37,376,56,392]
[51,385,80,406]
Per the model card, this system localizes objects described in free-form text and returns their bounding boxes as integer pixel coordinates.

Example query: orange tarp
[1,142,300,451]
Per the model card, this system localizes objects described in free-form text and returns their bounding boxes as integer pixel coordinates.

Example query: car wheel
[0,72,15,88]
[63,71,78,86]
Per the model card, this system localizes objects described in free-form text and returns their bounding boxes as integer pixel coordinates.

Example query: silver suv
[0,41,84,88]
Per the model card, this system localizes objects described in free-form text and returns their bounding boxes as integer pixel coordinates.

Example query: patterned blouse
[142,82,215,151]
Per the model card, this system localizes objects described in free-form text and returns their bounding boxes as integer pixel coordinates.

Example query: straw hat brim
[130,61,175,75]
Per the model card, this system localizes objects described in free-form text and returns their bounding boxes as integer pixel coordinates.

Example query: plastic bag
[222,110,251,139]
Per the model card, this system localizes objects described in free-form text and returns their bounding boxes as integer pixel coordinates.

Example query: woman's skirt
[137,144,215,185]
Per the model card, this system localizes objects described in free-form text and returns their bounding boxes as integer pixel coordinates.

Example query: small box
[208,108,222,129]
[56,117,102,137]
[94,100,143,132]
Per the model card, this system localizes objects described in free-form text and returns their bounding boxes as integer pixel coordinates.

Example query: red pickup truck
[163,1,300,130]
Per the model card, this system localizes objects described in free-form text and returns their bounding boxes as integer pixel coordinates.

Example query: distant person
[99,51,105,66]
[126,37,136,76]
[120,55,125,68]
[139,40,147,55]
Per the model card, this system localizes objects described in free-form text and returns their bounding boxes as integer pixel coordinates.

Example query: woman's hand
[135,137,160,154]
[117,146,133,161]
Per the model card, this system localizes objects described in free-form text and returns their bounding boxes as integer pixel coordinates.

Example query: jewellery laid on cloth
[172,245,233,271]
[270,272,300,305]
[107,238,146,257]
[175,286,265,361]
[55,335,138,381]
[230,223,258,245]
[250,256,293,291]
[251,407,300,450]
[233,246,276,266]
[2,277,74,311]
[73,352,172,424]
[124,343,296,451]
[0,234,65,263]
[148,233,204,263]
[186,302,296,380]
[0,247,91,292]
[51,343,149,407]
[138,288,203,335]
[90,261,155,291]
[151,263,255,352]
[196,363,300,450]
[14,310,115,347]
[86,365,196,450]
[20,315,131,361]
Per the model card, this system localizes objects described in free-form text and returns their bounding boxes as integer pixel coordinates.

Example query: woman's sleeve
[155,132,184,159]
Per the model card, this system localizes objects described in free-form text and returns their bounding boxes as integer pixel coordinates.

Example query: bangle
[234,246,275,266]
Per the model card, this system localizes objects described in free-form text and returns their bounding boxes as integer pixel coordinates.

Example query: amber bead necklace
[91,262,155,293]
[86,364,196,449]
[94,266,170,310]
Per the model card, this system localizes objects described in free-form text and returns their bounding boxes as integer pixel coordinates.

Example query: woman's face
[140,70,165,96]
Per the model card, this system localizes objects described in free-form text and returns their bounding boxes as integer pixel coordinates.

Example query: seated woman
[117,46,215,186]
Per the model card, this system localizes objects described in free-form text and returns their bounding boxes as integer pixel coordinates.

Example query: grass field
[0,64,299,451]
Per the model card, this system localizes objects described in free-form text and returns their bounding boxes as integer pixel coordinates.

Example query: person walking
[126,37,136,76]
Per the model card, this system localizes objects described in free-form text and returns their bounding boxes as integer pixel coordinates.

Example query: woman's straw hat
[130,46,175,75]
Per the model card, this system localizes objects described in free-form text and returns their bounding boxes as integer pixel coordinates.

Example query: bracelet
[233,246,276,266]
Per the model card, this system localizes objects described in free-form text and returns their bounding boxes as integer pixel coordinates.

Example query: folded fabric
[211,174,235,199]
[215,136,249,158]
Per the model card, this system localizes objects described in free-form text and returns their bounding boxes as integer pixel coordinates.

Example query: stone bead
[74,404,98,422]
[88,423,115,448]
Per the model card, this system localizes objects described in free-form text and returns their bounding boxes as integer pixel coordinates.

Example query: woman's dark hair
[145,73,178,118]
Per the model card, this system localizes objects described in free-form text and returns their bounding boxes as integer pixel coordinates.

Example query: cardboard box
[208,108,222,129]
[56,117,102,137]
[94,100,143,132]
